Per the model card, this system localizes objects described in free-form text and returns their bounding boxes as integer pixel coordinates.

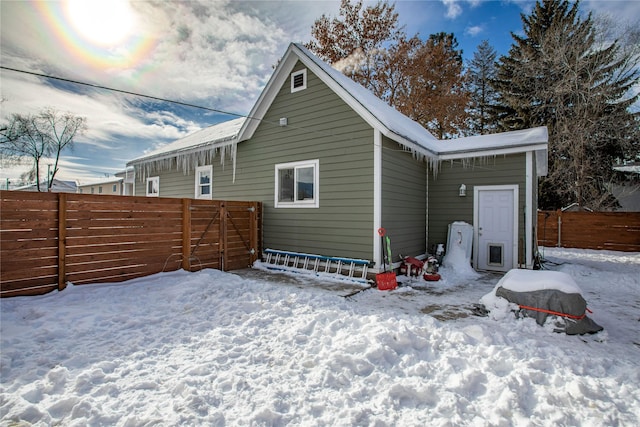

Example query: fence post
[58,193,67,291]
[220,201,227,271]
[249,202,258,265]
[182,198,191,271]
[557,209,562,247]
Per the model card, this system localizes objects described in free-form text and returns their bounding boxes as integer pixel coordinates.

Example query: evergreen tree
[467,40,499,135]
[493,0,639,210]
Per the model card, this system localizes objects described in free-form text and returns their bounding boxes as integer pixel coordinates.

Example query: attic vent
[291,69,307,93]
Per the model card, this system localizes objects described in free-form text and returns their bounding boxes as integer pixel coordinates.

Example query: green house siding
[213,62,376,261]
[134,168,194,198]
[381,135,427,261]
[427,154,527,252]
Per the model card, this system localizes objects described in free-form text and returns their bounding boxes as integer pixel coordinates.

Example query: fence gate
[185,200,260,272]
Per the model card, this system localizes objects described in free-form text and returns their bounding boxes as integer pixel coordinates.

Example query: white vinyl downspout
[525,151,534,268]
[373,129,382,271]
[425,168,429,256]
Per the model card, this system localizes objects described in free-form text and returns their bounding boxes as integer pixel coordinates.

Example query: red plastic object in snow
[376,271,397,290]
[423,273,441,281]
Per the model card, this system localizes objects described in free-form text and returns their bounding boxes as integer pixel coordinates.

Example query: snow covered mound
[1,248,638,425]
[496,269,583,293]
[481,269,603,335]
[441,242,480,280]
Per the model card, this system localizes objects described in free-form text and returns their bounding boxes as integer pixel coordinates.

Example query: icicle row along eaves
[134,141,239,183]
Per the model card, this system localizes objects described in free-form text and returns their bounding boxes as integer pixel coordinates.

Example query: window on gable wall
[195,165,213,199]
[146,176,159,197]
[275,159,319,208]
[290,69,307,93]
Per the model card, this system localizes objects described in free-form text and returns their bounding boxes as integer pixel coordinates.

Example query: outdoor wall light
[459,184,466,197]
[279,117,288,127]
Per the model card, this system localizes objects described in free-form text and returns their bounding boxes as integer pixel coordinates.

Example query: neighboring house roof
[77,177,124,188]
[14,179,77,193]
[614,164,640,174]
[239,43,548,164]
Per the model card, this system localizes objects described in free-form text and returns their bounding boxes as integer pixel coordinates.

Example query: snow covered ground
[1,247,638,426]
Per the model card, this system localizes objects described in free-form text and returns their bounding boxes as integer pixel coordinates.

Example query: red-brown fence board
[1,191,261,297]
[538,210,640,252]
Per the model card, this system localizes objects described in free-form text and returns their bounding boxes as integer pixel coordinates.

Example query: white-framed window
[112,184,117,193]
[195,165,213,199]
[275,159,319,208]
[146,176,159,197]
[290,69,307,93]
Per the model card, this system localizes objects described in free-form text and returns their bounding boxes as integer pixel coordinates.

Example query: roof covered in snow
[239,43,548,162]
[127,117,246,180]
[614,164,640,174]
[77,176,124,187]
[14,179,77,193]
[127,43,548,177]
[128,117,246,166]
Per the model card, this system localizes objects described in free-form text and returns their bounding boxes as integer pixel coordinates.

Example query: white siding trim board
[373,129,382,270]
[438,144,548,161]
[525,152,534,268]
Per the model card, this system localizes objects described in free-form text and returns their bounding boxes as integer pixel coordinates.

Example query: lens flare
[34,0,157,71]
[66,0,135,47]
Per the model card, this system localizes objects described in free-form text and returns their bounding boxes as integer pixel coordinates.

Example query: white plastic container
[447,221,473,262]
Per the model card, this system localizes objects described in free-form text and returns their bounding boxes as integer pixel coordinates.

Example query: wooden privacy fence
[537,210,640,252]
[0,191,261,297]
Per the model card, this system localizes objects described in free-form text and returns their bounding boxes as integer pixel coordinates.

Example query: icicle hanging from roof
[133,141,239,182]
[130,117,246,183]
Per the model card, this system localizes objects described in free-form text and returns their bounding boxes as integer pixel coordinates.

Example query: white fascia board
[437,143,548,161]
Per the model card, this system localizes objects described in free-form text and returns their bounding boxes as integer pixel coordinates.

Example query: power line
[0,64,354,142]
[0,65,423,154]
[0,65,246,118]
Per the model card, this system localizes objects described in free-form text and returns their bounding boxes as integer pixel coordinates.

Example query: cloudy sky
[1,0,638,185]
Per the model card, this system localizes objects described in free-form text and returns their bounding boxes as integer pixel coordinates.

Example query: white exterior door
[474,186,518,272]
